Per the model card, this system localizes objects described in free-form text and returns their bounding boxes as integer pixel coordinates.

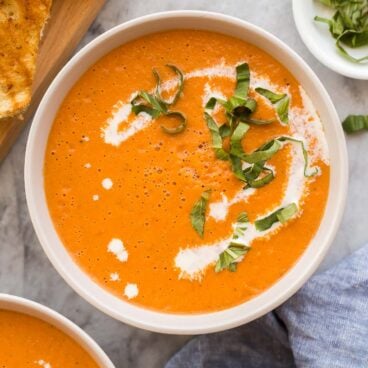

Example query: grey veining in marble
[0,1,367,367]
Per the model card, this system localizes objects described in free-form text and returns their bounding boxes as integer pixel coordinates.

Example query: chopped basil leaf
[342,115,368,133]
[236,211,249,223]
[215,212,250,273]
[131,103,161,118]
[255,203,298,231]
[205,97,217,110]
[139,91,168,113]
[241,139,282,164]
[277,203,298,224]
[246,168,274,188]
[255,87,285,103]
[153,64,184,106]
[242,118,275,125]
[205,63,256,125]
[219,124,231,138]
[243,162,264,181]
[205,113,229,160]
[190,190,211,237]
[229,139,280,186]
[215,243,250,273]
[234,63,250,98]
[242,162,275,189]
[161,111,187,135]
[165,64,184,105]
[131,92,165,118]
[230,122,249,158]
[230,155,247,181]
[278,136,318,177]
[276,95,290,124]
[131,65,186,134]
[255,87,290,124]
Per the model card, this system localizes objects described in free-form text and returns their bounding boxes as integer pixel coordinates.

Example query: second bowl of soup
[0,294,114,367]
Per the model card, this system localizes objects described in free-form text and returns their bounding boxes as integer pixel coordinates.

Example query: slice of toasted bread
[0,0,52,120]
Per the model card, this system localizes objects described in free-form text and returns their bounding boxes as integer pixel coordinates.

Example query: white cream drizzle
[100,61,329,282]
[110,272,120,281]
[209,189,256,222]
[124,283,138,299]
[290,87,329,165]
[35,360,52,368]
[101,61,234,147]
[107,238,128,262]
[102,178,113,190]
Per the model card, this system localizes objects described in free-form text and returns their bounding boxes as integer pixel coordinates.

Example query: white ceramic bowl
[293,0,368,79]
[25,11,348,334]
[0,294,114,367]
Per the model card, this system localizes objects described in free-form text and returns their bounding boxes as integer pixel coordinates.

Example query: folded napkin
[166,244,368,368]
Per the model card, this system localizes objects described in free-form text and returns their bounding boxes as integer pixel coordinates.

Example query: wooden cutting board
[0,0,106,163]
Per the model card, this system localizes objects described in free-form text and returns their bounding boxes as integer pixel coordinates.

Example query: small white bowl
[0,294,114,367]
[25,11,348,334]
[293,0,368,79]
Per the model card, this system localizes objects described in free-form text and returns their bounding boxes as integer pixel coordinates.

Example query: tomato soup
[44,30,330,313]
[0,310,98,367]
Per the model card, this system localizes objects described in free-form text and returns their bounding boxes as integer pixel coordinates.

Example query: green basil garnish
[229,122,249,158]
[205,63,256,128]
[229,155,247,181]
[255,87,290,124]
[215,243,250,272]
[161,111,187,135]
[190,190,211,237]
[219,124,231,138]
[254,87,285,103]
[131,92,166,117]
[255,203,298,231]
[242,118,275,125]
[200,63,318,243]
[342,115,368,133]
[276,95,290,124]
[131,65,187,135]
[153,64,184,105]
[314,0,368,63]
[278,136,318,177]
[240,139,282,164]
[215,212,250,273]
[203,64,315,191]
[246,167,274,188]
[204,113,229,160]
[234,63,250,97]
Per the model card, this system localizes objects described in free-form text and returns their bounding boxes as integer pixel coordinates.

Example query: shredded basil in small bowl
[314,0,368,63]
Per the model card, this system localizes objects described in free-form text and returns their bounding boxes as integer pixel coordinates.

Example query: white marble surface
[0,1,367,367]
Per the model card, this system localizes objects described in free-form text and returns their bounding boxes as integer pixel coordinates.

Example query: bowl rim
[25,10,348,334]
[0,293,115,367]
[292,0,368,80]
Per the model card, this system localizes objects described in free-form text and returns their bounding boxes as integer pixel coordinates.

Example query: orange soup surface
[44,30,330,313]
[0,310,98,367]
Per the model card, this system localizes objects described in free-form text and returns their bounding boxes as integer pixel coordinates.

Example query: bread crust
[0,0,52,120]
